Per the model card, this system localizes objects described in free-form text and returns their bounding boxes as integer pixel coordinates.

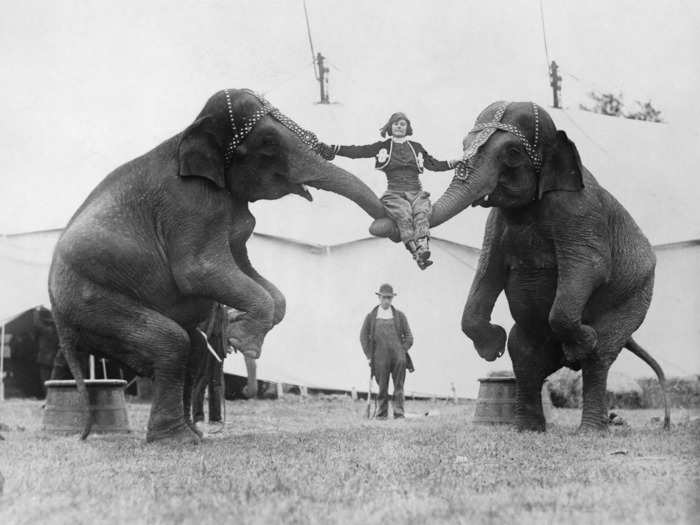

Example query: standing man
[191,303,226,433]
[360,284,414,419]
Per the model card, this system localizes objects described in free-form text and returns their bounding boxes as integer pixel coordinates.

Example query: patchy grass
[1,398,698,524]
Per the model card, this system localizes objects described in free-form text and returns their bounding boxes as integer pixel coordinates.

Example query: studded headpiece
[222,89,319,166]
[456,101,542,180]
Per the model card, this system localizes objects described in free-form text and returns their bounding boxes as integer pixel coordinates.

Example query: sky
[1,0,699,233]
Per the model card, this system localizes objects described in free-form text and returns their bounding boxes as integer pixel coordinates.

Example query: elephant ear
[538,130,584,199]
[178,116,226,189]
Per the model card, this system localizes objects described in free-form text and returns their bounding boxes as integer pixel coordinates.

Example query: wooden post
[351,387,357,401]
[549,60,562,108]
[89,355,95,380]
[316,52,330,104]
[300,385,308,398]
[276,382,284,399]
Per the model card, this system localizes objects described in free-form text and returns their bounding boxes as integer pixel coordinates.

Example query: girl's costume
[317,115,457,269]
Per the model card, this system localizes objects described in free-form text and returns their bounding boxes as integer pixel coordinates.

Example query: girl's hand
[314,142,336,161]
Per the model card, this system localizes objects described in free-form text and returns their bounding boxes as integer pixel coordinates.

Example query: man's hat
[375,283,397,297]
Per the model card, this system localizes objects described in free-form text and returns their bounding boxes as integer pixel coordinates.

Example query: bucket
[473,376,517,424]
[42,379,131,434]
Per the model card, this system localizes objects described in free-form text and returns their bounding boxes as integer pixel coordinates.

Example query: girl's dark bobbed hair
[379,112,413,137]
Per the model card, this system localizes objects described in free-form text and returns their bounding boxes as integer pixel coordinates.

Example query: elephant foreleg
[462,210,507,361]
[508,324,561,432]
[232,244,286,327]
[171,233,275,359]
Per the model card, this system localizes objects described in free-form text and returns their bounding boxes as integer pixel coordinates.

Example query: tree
[580,91,663,123]
[579,91,624,117]
[625,100,664,123]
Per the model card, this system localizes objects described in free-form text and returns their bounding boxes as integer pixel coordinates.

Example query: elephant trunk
[430,167,495,228]
[368,166,496,240]
[290,146,386,219]
[244,356,258,398]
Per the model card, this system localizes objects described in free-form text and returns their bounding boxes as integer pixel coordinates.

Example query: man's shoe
[207,421,224,434]
[393,414,405,419]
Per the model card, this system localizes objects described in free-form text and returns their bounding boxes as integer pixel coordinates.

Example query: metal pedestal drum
[473,377,517,424]
[42,379,131,434]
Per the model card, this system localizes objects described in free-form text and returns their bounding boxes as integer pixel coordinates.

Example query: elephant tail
[59,328,93,440]
[624,338,670,430]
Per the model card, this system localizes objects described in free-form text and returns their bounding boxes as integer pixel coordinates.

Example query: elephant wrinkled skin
[48,89,385,444]
[428,101,670,432]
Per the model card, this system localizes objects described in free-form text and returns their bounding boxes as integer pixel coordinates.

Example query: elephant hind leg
[508,324,561,432]
[57,283,200,443]
[578,290,651,432]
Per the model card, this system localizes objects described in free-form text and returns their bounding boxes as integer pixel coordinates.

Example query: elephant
[371,101,670,432]
[49,88,385,444]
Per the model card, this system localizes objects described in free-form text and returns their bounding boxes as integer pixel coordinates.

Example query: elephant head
[368,101,584,238]
[178,89,385,217]
[431,101,584,219]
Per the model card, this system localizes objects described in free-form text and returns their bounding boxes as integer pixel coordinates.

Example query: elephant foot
[576,421,609,434]
[561,326,597,362]
[560,355,582,371]
[516,418,547,432]
[472,324,507,362]
[227,316,268,359]
[146,421,201,445]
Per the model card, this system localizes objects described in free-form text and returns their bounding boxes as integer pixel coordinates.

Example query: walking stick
[365,353,375,419]
[366,370,373,419]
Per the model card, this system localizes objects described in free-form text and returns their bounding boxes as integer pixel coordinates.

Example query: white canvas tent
[2,101,700,398]
[1,204,698,399]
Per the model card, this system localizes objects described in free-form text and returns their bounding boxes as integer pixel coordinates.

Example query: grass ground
[0,397,698,524]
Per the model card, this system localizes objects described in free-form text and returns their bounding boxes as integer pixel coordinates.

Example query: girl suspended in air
[316,112,460,269]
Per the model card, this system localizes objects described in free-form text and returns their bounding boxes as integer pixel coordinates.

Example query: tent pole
[1,322,5,401]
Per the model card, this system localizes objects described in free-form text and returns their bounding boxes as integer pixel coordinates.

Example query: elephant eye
[259,136,280,157]
[503,147,524,167]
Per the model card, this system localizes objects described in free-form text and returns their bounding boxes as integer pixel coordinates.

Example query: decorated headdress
[456,101,543,180]
[222,89,319,166]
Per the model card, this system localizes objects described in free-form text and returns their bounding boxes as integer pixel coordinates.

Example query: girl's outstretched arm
[422,148,460,172]
[317,141,384,160]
